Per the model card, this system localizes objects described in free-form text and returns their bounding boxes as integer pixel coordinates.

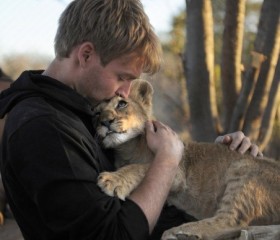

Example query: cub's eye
[117,100,128,109]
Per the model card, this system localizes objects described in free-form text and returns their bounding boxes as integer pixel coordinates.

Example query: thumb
[215,135,231,144]
[145,121,155,133]
[223,135,232,143]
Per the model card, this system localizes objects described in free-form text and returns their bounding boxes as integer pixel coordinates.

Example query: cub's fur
[94,79,280,240]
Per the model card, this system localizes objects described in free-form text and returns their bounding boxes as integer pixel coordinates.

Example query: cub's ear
[129,79,154,108]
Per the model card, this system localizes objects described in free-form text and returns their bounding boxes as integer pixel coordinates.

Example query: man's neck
[43,57,76,89]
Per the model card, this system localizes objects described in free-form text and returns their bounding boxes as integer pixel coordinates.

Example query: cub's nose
[101,119,115,128]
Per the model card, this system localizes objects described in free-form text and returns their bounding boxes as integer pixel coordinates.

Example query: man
[0,1,261,240]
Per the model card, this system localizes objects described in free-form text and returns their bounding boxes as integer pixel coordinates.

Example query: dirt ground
[0,218,23,240]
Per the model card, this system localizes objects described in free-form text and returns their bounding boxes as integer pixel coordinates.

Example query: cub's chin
[102,132,131,149]
[101,128,143,149]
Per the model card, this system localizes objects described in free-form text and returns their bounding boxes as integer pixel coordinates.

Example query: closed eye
[117,100,128,109]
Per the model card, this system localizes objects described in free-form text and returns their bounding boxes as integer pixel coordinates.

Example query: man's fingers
[229,131,245,150]
[257,151,264,158]
[215,131,263,157]
[215,135,229,144]
[250,144,263,157]
[249,144,259,157]
[223,135,231,144]
[234,136,251,154]
[146,120,171,134]
[215,135,223,144]
[145,121,155,133]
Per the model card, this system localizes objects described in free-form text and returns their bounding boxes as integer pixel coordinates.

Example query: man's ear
[130,79,154,109]
[77,42,95,67]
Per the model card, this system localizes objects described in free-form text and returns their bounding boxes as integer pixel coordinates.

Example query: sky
[0,0,185,59]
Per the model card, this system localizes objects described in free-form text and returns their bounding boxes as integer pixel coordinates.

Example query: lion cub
[94,79,280,240]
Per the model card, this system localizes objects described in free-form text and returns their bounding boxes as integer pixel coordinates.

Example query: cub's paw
[162,228,202,240]
[97,172,130,200]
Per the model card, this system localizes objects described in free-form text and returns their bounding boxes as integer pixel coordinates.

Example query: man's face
[76,51,144,105]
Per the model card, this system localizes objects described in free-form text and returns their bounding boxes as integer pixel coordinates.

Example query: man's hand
[145,120,184,165]
[215,131,263,157]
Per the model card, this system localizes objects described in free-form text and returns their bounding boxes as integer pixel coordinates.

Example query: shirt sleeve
[149,205,197,240]
[7,115,149,240]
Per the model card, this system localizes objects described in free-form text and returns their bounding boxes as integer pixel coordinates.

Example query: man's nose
[117,81,132,98]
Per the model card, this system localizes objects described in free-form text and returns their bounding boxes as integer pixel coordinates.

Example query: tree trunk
[228,0,280,144]
[221,0,245,132]
[184,0,220,142]
[242,0,280,141]
[258,57,280,150]
[229,52,266,132]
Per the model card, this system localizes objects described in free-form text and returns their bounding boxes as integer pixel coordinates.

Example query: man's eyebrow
[120,73,140,80]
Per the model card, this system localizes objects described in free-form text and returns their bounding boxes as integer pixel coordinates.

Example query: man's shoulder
[4,97,59,138]
[8,97,53,122]
[5,96,92,143]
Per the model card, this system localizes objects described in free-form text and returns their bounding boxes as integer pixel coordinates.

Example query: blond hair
[54,0,162,74]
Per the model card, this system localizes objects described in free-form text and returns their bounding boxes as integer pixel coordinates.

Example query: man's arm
[128,120,184,233]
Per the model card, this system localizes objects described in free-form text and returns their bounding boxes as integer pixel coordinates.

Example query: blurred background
[0,0,279,159]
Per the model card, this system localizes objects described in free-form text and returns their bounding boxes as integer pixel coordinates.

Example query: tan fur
[94,79,280,240]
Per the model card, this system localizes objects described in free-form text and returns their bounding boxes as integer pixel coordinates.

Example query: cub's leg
[98,163,149,200]
[161,215,242,240]
[162,172,269,239]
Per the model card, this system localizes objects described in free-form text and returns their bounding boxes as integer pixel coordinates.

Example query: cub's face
[93,80,153,149]
[94,96,148,148]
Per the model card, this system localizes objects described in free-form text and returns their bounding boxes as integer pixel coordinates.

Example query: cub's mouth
[106,129,114,136]
[105,129,127,136]
[97,126,130,148]
[97,126,127,139]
